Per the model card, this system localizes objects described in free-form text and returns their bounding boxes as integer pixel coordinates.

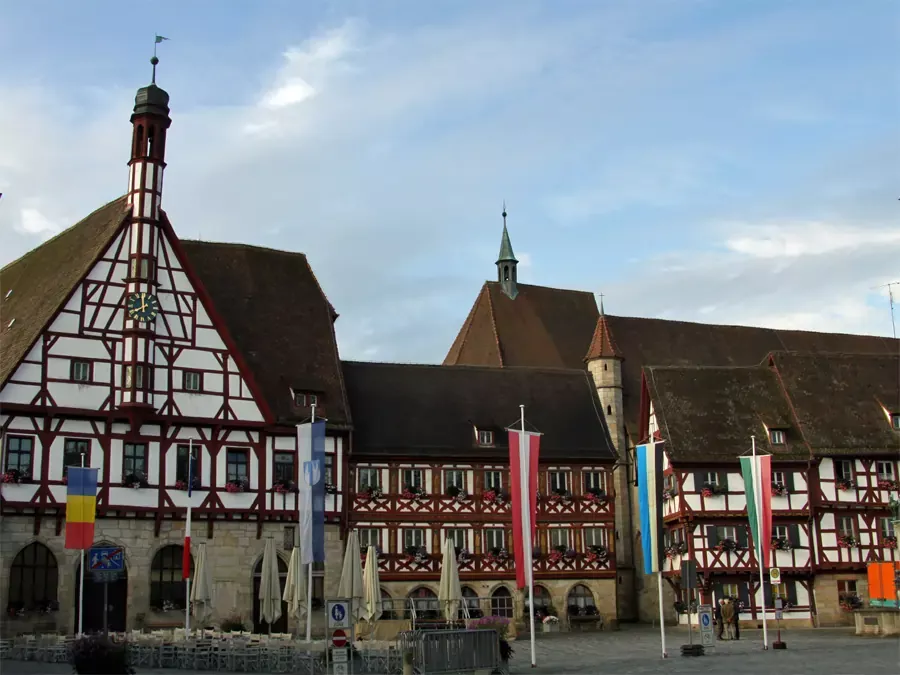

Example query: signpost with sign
[89,547,124,636]
[769,567,781,583]
[327,599,354,674]
[698,605,714,648]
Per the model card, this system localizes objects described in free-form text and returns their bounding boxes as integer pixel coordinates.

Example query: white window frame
[772,471,786,486]
[549,529,571,549]
[403,528,425,550]
[477,429,494,446]
[584,471,606,492]
[718,526,737,541]
[704,472,719,486]
[72,360,91,382]
[484,529,505,551]
[881,518,895,538]
[583,527,608,548]
[839,516,855,537]
[484,471,502,491]
[769,429,785,445]
[548,471,569,493]
[402,469,423,489]
[358,468,380,490]
[721,583,739,599]
[837,461,854,481]
[774,525,788,540]
[876,462,894,480]
[184,370,201,392]
[359,528,380,549]
[444,528,466,550]
[892,413,900,430]
[445,470,465,490]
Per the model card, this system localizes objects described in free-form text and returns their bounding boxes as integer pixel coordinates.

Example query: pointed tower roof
[585,296,623,360]
[496,204,517,264]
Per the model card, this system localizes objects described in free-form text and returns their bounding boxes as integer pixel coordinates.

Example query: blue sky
[1,0,898,362]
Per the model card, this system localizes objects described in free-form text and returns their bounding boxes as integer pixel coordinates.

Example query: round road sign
[769,567,781,583]
[701,614,710,627]
[332,629,348,648]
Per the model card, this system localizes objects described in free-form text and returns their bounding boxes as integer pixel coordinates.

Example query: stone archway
[74,550,129,634]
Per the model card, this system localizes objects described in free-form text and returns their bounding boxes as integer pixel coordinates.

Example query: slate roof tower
[496,204,518,300]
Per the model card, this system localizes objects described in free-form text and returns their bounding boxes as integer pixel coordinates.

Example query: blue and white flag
[636,441,665,575]
[297,420,326,565]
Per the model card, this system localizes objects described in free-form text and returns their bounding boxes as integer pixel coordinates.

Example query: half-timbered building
[341,362,620,628]
[0,72,351,636]
[641,351,900,627]
[445,219,900,623]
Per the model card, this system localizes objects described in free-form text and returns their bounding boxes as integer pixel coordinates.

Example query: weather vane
[151,34,169,84]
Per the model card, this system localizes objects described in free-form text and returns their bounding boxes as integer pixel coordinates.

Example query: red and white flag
[508,429,541,589]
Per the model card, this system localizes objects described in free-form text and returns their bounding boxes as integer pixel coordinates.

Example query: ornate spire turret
[496,203,518,299]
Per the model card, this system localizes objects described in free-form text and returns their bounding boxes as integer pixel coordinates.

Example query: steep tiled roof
[181,241,350,427]
[0,197,131,386]
[770,351,900,456]
[585,314,622,360]
[644,364,806,462]
[342,361,617,461]
[444,281,599,369]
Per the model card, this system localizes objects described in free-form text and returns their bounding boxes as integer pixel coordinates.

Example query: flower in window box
[548,488,573,504]
[456,548,473,565]
[882,536,897,549]
[700,487,713,498]
[174,477,199,491]
[771,537,793,551]
[2,469,25,484]
[662,486,678,501]
[485,547,510,565]
[584,487,607,504]
[401,484,427,501]
[274,479,297,494]
[359,485,383,501]
[548,549,564,563]
[877,479,899,491]
[564,548,577,560]
[715,538,739,553]
[225,479,247,493]
[541,615,559,624]
[664,543,686,559]
[771,482,789,497]
[324,482,338,495]
[836,478,854,491]
[124,472,149,489]
[837,534,857,548]
[482,489,497,504]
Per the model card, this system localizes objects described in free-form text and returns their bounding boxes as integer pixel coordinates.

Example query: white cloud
[724,222,900,259]
[16,207,61,238]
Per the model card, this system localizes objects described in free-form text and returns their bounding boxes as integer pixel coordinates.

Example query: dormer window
[475,429,494,446]
[769,429,786,445]
[293,391,319,407]
[892,413,900,431]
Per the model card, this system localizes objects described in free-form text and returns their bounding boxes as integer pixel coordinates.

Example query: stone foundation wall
[0,516,343,637]
[813,572,868,627]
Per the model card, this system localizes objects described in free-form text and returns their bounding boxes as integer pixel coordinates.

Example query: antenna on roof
[872,281,899,341]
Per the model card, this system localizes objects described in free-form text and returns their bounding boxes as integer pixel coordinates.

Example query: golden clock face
[126,292,160,322]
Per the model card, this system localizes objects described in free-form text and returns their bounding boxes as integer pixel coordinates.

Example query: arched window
[524,584,552,619]
[408,586,438,619]
[606,405,612,415]
[461,585,481,617]
[490,586,513,618]
[146,126,156,158]
[150,545,192,610]
[603,363,608,371]
[503,265,510,281]
[8,543,58,612]
[567,584,595,610]
[134,125,144,158]
[380,588,395,619]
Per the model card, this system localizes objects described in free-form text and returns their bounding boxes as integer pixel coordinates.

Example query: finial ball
[150,56,159,66]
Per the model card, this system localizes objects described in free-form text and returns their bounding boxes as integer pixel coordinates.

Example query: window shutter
[736,526,749,549]
[738,583,750,609]
[763,581,773,609]
[714,583,724,603]
[718,472,728,490]
[788,524,801,547]
[785,471,795,491]
[706,525,719,547]
[787,580,798,606]
[695,471,706,491]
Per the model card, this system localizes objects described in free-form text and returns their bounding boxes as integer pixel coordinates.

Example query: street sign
[327,600,350,629]
[333,664,348,675]
[90,570,123,584]
[90,547,125,571]
[332,647,348,663]
[698,604,714,647]
[331,629,348,648]
[775,596,783,620]
[681,560,698,589]
[769,567,781,583]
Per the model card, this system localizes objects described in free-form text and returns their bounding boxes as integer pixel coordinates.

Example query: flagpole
[521,405,537,668]
[752,435,769,649]
[305,403,316,643]
[78,452,86,638]
[185,439,193,636]
[657,571,667,657]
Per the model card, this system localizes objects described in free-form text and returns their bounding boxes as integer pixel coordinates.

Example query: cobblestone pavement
[2,626,898,674]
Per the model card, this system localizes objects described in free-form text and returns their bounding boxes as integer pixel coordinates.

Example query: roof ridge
[344,360,591,376]
[180,239,309,258]
[484,280,597,296]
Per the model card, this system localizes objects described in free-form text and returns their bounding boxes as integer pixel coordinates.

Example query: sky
[1,0,898,363]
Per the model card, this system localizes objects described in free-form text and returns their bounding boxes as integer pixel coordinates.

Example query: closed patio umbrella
[338,530,366,623]
[190,542,214,627]
[258,537,283,630]
[439,537,462,621]
[362,545,383,624]
[283,544,307,625]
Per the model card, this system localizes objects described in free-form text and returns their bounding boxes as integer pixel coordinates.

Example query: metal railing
[398,628,500,674]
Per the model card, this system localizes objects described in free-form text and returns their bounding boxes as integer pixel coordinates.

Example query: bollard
[402,649,414,675]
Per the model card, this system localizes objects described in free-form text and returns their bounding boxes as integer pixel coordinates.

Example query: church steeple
[496,203,518,299]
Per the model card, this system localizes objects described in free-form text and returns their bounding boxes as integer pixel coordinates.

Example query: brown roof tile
[342,361,617,461]
[585,314,622,360]
[180,240,350,427]
[644,364,807,463]
[0,197,131,387]
[770,351,900,456]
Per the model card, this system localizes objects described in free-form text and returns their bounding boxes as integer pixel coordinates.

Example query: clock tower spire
[121,49,171,410]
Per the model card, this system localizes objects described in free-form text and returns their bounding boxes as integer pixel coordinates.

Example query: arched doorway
[9,543,59,615]
[74,547,128,634]
[566,584,597,615]
[252,555,288,633]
